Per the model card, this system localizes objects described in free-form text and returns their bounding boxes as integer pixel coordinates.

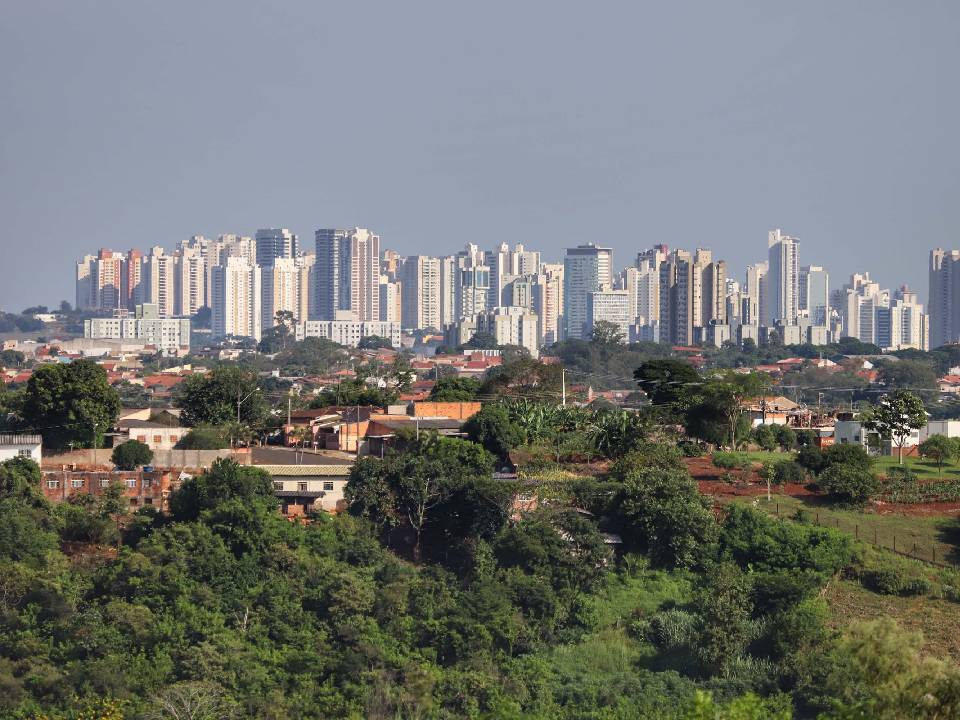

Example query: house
[834,417,922,456]
[0,434,42,464]
[743,396,799,426]
[256,464,353,516]
[116,420,189,450]
[41,469,178,510]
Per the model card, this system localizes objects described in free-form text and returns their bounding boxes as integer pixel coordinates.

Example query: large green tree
[346,433,502,562]
[463,404,525,461]
[634,359,701,407]
[21,359,120,450]
[175,366,267,428]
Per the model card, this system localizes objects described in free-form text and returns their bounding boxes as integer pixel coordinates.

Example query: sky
[1,1,958,310]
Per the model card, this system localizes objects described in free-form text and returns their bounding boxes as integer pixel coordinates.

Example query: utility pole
[561,368,566,407]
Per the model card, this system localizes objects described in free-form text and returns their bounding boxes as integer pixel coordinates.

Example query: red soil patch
[685,456,818,500]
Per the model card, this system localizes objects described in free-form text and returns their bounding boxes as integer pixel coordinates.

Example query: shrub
[865,567,931,597]
[712,452,747,471]
[796,445,827,475]
[720,504,852,575]
[752,425,778,452]
[822,443,874,470]
[818,463,880,506]
[677,440,703,457]
[111,440,153,470]
[644,608,699,651]
[772,424,796,451]
[773,460,805,485]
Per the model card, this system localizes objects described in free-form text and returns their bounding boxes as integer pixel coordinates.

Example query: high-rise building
[314,228,380,321]
[211,256,262,341]
[929,249,960,349]
[765,228,800,326]
[532,269,562,345]
[255,228,298,267]
[173,248,205,317]
[475,306,540,357]
[587,289,632,341]
[124,250,144,310]
[378,275,402,323]
[624,264,659,330]
[142,247,176,317]
[262,258,302,329]
[75,254,95,310]
[743,262,767,326]
[563,244,613,340]
[800,265,830,325]
[398,255,441,331]
[659,250,694,345]
[76,249,126,311]
[440,255,457,327]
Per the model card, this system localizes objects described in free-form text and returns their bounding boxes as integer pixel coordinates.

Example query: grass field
[874,454,960,479]
[825,578,960,662]
[728,493,960,566]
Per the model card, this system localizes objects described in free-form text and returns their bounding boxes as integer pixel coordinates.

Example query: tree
[919,434,953,476]
[0,349,24,368]
[634,359,701,406]
[111,440,154,470]
[178,425,230,449]
[819,463,880,506]
[684,372,769,450]
[463,403,525,461]
[429,376,480,402]
[465,332,498,350]
[148,680,237,720]
[175,366,267,429]
[591,320,625,347]
[610,464,718,568]
[257,310,297,353]
[20,359,121,450]
[345,433,497,562]
[861,390,927,464]
[358,334,394,350]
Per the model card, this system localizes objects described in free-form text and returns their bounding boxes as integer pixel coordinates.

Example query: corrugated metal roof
[255,464,352,476]
[0,434,41,445]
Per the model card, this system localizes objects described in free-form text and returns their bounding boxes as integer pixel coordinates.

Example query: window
[144,497,153,505]
[137,435,147,443]
[47,480,59,489]
[323,481,334,491]
[153,435,162,444]
[143,478,152,488]
[298,482,308,492]
[273,481,283,491]
[129,498,138,506]
[71,479,84,489]
[18,449,32,458]
[125,478,137,488]
[170,436,177,443]
[100,478,110,488]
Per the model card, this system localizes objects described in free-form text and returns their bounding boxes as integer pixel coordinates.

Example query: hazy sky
[1,1,957,310]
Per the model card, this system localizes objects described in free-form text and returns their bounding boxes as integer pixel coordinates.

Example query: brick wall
[411,401,482,420]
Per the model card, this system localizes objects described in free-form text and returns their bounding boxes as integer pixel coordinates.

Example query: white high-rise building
[563,244,613,340]
[800,265,830,326]
[765,229,800,327]
[143,247,177,317]
[532,269,563,345]
[211,256,262,341]
[262,258,303,330]
[587,289,632,341]
[475,306,540,357]
[379,275,402,323]
[173,248,205,317]
[399,255,441,331]
[743,261,767,326]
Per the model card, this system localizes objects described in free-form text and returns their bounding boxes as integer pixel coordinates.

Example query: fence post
[934,547,937,564]
[874,528,878,544]
[893,535,896,553]
[855,525,858,540]
[816,512,819,525]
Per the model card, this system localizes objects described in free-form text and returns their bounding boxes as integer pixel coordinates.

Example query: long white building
[84,304,191,353]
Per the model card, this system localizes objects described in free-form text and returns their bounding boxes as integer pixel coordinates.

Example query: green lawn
[729,493,960,566]
[874,454,960,480]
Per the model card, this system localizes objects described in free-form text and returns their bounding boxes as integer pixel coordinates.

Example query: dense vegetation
[3,422,960,718]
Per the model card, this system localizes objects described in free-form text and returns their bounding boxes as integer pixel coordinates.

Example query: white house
[0,434,42,464]
[256,464,352,515]
[117,420,189,451]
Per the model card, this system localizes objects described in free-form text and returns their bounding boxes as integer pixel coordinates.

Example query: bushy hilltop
[3,435,960,719]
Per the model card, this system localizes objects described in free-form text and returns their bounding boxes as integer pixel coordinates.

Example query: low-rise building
[298,320,401,348]
[0,434,42,464]
[41,469,178,510]
[117,420,190,451]
[84,304,191,354]
[256,464,352,515]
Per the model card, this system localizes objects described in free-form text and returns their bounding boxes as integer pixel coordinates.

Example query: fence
[756,499,959,569]
[43,447,250,470]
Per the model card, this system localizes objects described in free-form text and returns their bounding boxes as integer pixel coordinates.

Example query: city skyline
[2,3,958,309]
